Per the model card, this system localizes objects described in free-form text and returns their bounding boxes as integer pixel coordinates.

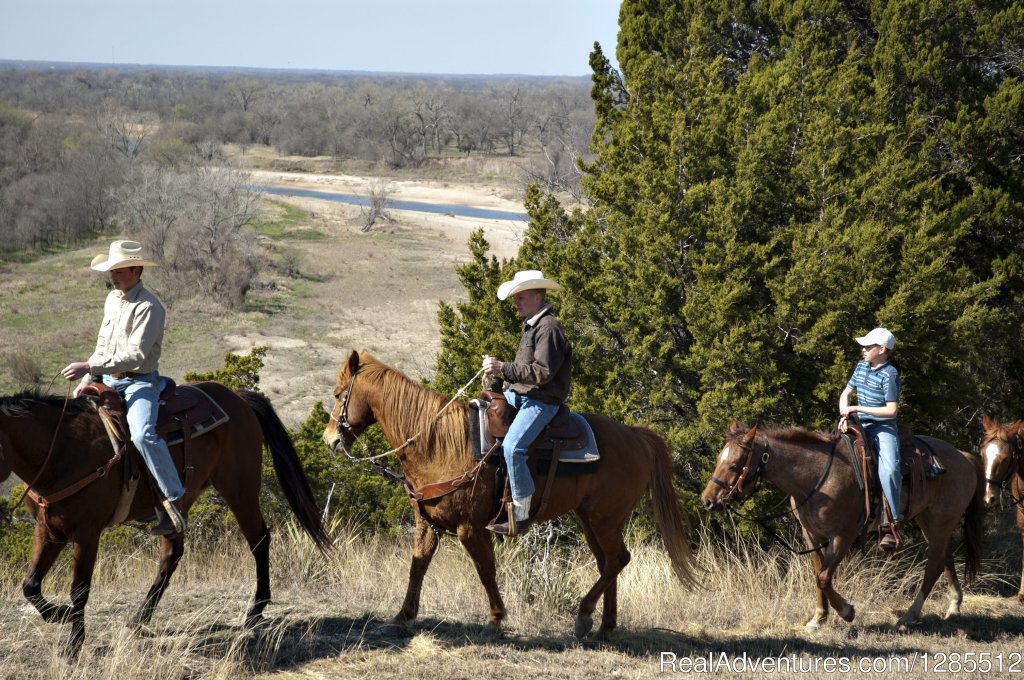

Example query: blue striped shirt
[846,360,899,424]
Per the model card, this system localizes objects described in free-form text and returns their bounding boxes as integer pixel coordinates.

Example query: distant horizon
[0,58,595,80]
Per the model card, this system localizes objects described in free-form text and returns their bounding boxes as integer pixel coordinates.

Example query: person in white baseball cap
[61,240,186,536]
[839,327,900,549]
[482,270,571,536]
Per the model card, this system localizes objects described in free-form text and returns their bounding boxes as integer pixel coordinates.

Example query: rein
[718,434,836,555]
[330,365,492,534]
[2,376,74,523]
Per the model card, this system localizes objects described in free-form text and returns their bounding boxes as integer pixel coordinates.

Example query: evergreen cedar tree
[434,0,1024,509]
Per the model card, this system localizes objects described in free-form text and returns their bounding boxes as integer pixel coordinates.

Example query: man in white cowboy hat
[61,240,186,536]
[482,270,572,535]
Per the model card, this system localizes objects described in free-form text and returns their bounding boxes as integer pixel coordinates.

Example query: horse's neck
[762,435,837,497]
[370,389,470,478]
[1,410,104,486]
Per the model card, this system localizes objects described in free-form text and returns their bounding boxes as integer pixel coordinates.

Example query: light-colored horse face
[322,350,376,455]
[701,420,758,510]
[980,415,1020,506]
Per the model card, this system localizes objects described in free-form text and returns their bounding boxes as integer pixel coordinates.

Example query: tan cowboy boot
[150,498,186,536]
[486,495,534,537]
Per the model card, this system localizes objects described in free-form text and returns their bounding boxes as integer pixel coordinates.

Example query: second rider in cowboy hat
[482,270,572,535]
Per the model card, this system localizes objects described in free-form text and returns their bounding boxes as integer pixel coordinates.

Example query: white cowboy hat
[854,327,896,350]
[497,270,562,301]
[90,240,160,271]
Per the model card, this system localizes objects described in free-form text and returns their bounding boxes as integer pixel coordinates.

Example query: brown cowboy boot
[150,498,186,536]
[878,522,899,551]
[486,496,534,537]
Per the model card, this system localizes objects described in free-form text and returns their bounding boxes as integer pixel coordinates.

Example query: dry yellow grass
[2,517,1022,679]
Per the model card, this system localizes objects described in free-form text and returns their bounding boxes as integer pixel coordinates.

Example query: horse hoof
[804,619,821,632]
[944,605,961,620]
[574,614,593,640]
[839,603,855,622]
[480,622,502,640]
[243,613,265,630]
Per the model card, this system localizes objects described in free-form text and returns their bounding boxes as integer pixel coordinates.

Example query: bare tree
[361,179,394,232]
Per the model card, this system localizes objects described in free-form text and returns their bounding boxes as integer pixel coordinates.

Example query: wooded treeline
[436,0,1024,503]
[0,64,594,271]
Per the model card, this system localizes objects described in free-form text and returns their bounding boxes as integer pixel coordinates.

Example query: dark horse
[0,384,331,656]
[702,421,984,630]
[980,414,1024,601]
[322,350,696,639]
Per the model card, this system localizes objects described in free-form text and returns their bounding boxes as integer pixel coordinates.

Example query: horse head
[980,414,1023,507]
[323,350,378,455]
[701,420,763,511]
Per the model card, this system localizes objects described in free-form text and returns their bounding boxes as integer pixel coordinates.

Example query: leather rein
[330,364,496,535]
[712,433,836,555]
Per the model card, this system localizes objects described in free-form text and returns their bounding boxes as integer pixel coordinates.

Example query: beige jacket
[84,281,165,379]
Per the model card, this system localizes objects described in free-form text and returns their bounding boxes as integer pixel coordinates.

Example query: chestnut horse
[0,384,331,656]
[980,414,1024,601]
[322,350,696,639]
[701,422,983,630]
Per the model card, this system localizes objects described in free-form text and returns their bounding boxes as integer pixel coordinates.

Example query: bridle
[710,431,835,555]
[709,434,771,505]
[982,432,1024,507]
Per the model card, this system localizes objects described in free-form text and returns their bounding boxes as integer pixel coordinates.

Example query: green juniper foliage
[435,0,1024,521]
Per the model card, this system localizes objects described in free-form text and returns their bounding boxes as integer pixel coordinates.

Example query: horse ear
[346,350,360,374]
[982,414,994,432]
[728,419,740,434]
[742,424,758,442]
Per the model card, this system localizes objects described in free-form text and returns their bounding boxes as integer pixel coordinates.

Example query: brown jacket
[502,305,572,404]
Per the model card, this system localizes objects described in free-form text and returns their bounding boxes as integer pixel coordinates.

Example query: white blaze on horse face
[983,441,1002,502]
[718,445,732,465]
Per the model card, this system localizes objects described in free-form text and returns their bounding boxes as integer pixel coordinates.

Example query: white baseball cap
[854,327,896,350]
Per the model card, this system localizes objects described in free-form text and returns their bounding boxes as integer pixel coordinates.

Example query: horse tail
[961,454,985,586]
[239,390,332,553]
[637,426,699,589]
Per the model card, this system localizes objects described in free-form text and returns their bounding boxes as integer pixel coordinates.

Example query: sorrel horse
[0,384,331,656]
[979,414,1024,601]
[322,350,696,639]
[701,421,984,630]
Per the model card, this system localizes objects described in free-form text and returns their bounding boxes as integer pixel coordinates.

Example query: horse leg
[1017,501,1024,602]
[215,479,273,628]
[394,517,441,627]
[577,510,617,638]
[897,517,955,629]
[129,533,185,629]
[572,513,631,640]
[63,537,100,658]
[23,522,72,625]
[810,535,856,627]
[804,549,829,631]
[455,523,507,638]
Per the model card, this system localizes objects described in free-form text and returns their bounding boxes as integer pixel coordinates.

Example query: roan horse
[979,414,1024,601]
[0,384,331,656]
[701,421,983,630]
[322,350,697,638]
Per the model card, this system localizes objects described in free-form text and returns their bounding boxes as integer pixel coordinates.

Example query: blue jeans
[104,372,184,502]
[502,390,559,501]
[865,421,901,522]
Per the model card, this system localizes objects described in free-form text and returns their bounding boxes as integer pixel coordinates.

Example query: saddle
[80,378,230,524]
[838,417,944,540]
[471,390,599,464]
[469,389,599,530]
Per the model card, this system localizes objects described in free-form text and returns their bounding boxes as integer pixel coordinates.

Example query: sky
[0,0,622,77]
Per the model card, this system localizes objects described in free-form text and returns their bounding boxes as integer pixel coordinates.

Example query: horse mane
[357,353,469,466]
[762,425,833,446]
[0,390,93,417]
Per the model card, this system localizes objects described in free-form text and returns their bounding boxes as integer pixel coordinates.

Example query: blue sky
[0,1,622,76]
